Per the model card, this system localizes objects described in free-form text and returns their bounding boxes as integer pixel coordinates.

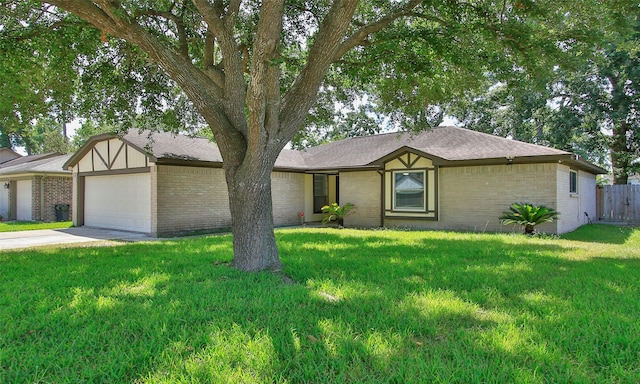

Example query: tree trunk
[227,163,282,272]
[608,75,631,185]
[524,224,535,234]
[610,120,630,185]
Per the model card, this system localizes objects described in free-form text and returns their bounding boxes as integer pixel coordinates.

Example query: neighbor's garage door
[84,173,151,232]
[0,186,9,219]
[16,179,33,221]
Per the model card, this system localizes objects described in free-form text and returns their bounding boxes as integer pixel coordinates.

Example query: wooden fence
[597,185,640,223]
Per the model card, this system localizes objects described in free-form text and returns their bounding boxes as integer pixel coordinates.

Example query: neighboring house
[0,147,21,165]
[0,154,73,221]
[0,152,64,169]
[64,127,606,236]
[0,147,22,219]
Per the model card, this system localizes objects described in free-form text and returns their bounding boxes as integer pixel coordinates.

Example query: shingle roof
[0,147,21,164]
[0,154,72,176]
[0,152,63,169]
[120,130,306,169]
[65,127,605,174]
[302,126,571,169]
[123,131,224,163]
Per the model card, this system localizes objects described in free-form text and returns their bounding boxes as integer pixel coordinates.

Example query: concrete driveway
[0,227,156,251]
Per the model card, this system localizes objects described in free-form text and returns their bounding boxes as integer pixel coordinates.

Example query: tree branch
[33,1,245,150]
[191,0,247,135]
[245,0,284,157]
[133,8,189,58]
[280,0,360,136]
[334,0,424,61]
[203,29,216,69]
[34,0,118,32]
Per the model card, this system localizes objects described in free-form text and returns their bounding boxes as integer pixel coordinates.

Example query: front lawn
[0,220,73,232]
[1,225,639,383]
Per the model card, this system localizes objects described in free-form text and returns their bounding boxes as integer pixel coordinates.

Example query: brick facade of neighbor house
[340,170,382,227]
[31,176,73,222]
[0,154,72,222]
[7,180,17,220]
[153,165,306,236]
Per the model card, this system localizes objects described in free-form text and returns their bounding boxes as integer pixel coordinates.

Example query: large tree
[1,1,632,270]
[446,17,640,184]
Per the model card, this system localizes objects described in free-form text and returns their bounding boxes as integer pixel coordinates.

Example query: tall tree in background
[600,20,640,184]
[0,7,95,150]
[447,16,640,184]
[1,1,633,270]
[19,117,72,154]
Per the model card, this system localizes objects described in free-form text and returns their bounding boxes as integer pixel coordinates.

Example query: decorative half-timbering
[384,152,437,219]
[75,138,149,174]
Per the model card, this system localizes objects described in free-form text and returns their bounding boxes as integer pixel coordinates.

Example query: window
[313,174,328,213]
[569,170,578,194]
[393,170,425,211]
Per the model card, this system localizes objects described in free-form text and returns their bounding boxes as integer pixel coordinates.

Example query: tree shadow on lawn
[1,232,639,383]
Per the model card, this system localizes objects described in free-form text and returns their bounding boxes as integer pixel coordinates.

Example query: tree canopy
[1,0,635,270]
[445,15,640,184]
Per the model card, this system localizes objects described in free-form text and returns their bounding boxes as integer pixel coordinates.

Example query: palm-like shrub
[499,202,559,234]
[321,202,356,227]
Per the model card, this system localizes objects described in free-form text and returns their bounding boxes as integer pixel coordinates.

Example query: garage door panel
[16,180,32,221]
[0,187,8,219]
[85,173,151,232]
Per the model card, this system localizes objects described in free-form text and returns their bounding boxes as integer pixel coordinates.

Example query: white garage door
[16,180,33,221]
[85,173,151,233]
[0,186,9,219]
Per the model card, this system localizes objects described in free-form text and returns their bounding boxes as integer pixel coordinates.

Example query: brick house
[63,127,605,235]
[0,154,73,222]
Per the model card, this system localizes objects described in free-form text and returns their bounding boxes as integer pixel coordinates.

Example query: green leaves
[499,202,560,234]
[446,13,640,184]
[320,202,356,224]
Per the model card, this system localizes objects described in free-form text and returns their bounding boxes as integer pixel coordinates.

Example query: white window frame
[393,170,426,212]
[569,170,578,194]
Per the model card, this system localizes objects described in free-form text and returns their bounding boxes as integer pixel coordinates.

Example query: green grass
[1,224,639,383]
[0,220,73,232]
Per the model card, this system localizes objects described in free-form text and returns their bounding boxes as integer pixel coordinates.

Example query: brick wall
[43,176,73,222]
[31,176,73,222]
[155,165,231,236]
[155,165,306,236]
[7,180,16,220]
[386,163,562,233]
[340,170,382,227]
[32,177,40,221]
[271,171,306,226]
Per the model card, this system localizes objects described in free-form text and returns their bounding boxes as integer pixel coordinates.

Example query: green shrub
[321,202,356,226]
[499,202,559,234]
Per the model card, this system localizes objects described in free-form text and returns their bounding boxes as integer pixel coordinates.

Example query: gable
[74,138,150,173]
[0,148,21,165]
[383,151,437,219]
[384,152,434,170]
